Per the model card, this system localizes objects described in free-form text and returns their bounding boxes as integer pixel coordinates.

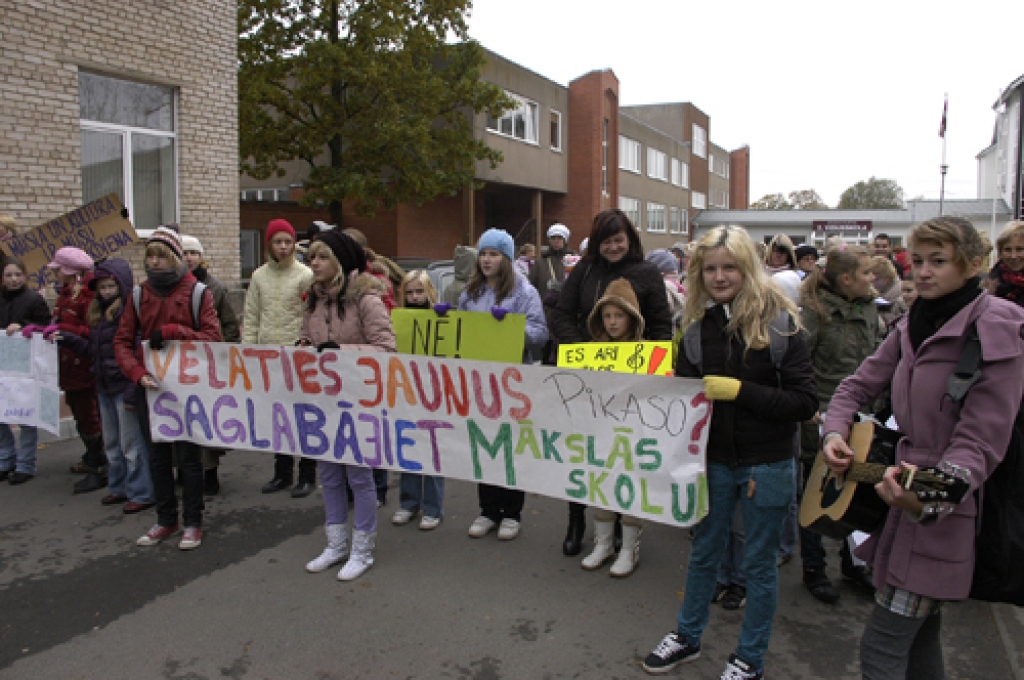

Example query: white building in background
[977,74,1023,220]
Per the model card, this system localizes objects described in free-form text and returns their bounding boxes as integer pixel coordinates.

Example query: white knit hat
[547,223,570,241]
[180,235,203,255]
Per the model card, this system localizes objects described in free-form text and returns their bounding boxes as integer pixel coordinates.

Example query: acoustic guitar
[799,420,967,540]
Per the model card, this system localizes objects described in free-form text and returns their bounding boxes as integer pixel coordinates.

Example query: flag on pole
[939,96,948,138]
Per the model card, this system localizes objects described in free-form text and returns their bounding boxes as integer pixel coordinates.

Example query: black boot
[291,474,316,498]
[73,472,107,495]
[613,515,623,553]
[562,503,586,556]
[263,455,294,493]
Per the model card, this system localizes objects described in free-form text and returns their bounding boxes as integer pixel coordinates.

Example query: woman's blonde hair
[800,246,870,319]
[398,269,437,307]
[996,220,1024,254]
[85,283,123,326]
[305,240,345,306]
[684,225,800,351]
[909,216,985,274]
[868,255,897,283]
[465,252,516,304]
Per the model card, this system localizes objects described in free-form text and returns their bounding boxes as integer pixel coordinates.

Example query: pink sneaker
[179,527,203,550]
[137,524,179,546]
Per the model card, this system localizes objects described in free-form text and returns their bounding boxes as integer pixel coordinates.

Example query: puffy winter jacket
[0,286,51,329]
[243,258,313,344]
[194,267,240,343]
[113,269,222,385]
[300,272,396,352]
[53,274,96,391]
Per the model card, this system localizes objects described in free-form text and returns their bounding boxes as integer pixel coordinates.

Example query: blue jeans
[0,423,38,475]
[98,391,154,503]
[399,473,445,517]
[778,459,800,559]
[717,506,746,587]
[678,459,795,670]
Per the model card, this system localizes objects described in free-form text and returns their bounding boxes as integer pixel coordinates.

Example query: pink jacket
[824,293,1024,600]
[299,272,396,352]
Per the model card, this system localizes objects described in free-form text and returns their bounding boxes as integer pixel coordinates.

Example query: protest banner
[0,194,137,289]
[0,335,61,435]
[392,309,525,363]
[558,341,675,376]
[143,342,711,527]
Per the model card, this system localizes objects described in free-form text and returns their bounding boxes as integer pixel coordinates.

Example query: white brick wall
[0,1,240,286]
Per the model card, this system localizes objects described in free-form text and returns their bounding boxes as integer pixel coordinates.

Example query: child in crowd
[868,255,908,329]
[460,229,548,541]
[59,259,155,513]
[391,270,445,531]
[643,225,816,680]
[646,249,685,332]
[48,247,106,495]
[515,243,536,277]
[244,220,316,498]
[580,277,645,577]
[798,246,882,603]
[301,231,396,581]
[182,235,240,495]
[823,217,1024,678]
[0,257,51,484]
[900,275,918,307]
[114,227,221,550]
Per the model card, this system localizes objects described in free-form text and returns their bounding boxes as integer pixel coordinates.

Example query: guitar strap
[946,323,982,404]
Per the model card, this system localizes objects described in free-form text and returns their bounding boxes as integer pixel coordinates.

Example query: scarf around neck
[908,276,982,352]
[146,263,186,297]
[991,261,1024,303]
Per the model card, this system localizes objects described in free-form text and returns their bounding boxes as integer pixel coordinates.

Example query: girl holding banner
[0,257,51,484]
[460,228,548,541]
[391,270,445,531]
[643,225,817,679]
[300,231,396,582]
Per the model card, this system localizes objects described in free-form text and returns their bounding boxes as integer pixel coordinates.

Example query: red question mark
[689,392,711,455]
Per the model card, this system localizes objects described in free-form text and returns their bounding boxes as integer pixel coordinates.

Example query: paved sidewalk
[0,437,1018,679]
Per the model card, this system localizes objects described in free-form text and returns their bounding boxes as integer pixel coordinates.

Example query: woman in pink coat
[823,216,1024,679]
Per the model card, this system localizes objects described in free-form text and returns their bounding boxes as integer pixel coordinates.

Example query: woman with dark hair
[549,209,673,556]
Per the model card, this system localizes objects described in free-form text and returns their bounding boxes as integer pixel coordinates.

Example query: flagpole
[939,94,948,216]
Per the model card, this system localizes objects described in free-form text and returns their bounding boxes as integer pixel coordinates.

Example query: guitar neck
[847,461,889,485]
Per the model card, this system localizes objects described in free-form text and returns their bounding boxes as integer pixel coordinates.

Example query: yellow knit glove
[703,376,741,401]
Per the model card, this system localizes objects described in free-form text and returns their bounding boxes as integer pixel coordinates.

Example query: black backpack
[946,323,1024,606]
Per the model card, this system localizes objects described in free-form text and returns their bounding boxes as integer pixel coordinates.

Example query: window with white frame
[619,196,641,228]
[647,202,666,233]
[647,148,667,181]
[619,136,641,173]
[709,153,715,175]
[486,91,539,143]
[669,207,680,234]
[79,71,177,230]
[671,158,681,186]
[692,124,707,159]
[691,191,707,209]
[680,161,690,189]
[550,110,562,152]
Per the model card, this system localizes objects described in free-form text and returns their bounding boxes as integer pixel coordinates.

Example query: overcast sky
[467,0,1023,207]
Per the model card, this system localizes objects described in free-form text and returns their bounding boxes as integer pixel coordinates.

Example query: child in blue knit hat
[458,228,548,541]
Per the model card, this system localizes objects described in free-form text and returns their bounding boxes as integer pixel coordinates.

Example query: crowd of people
[2,209,1023,680]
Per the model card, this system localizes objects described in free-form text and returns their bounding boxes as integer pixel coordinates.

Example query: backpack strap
[133,285,142,319]
[191,281,208,332]
[682,320,703,374]
[947,323,982,404]
[768,311,790,373]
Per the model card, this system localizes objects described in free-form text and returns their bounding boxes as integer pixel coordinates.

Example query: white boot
[610,524,642,578]
[306,524,349,573]
[581,520,616,570]
[338,529,376,581]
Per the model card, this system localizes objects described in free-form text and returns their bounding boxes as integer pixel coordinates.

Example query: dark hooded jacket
[443,245,477,306]
[59,258,135,399]
[53,272,96,391]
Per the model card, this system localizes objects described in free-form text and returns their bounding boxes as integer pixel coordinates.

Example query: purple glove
[433,303,453,317]
[491,306,508,321]
[42,324,60,341]
[20,325,43,338]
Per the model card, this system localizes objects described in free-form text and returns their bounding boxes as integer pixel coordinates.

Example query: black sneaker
[720,653,763,679]
[712,582,730,603]
[722,584,747,610]
[803,569,841,604]
[642,632,700,675]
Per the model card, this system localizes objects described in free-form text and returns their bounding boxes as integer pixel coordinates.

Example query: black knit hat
[318,229,367,276]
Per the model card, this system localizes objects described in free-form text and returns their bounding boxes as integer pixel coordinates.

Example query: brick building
[1,1,239,285]
[240,50,748,269]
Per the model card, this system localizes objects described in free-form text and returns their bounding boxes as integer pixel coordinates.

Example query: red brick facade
[730,146,751,210]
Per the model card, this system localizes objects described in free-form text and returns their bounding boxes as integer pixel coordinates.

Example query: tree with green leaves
[787,189,828,210]
[837,177,905,210]
[749,193,793,210]
[239,0,511,226]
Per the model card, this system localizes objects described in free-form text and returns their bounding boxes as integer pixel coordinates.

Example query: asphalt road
[1,436,1019,679]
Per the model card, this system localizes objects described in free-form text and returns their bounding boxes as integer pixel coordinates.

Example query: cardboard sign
[0,335,61,435]
[143,342,711,527]
[558,342,674,376]
[392,309,526,363]
[0,194,137,289]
